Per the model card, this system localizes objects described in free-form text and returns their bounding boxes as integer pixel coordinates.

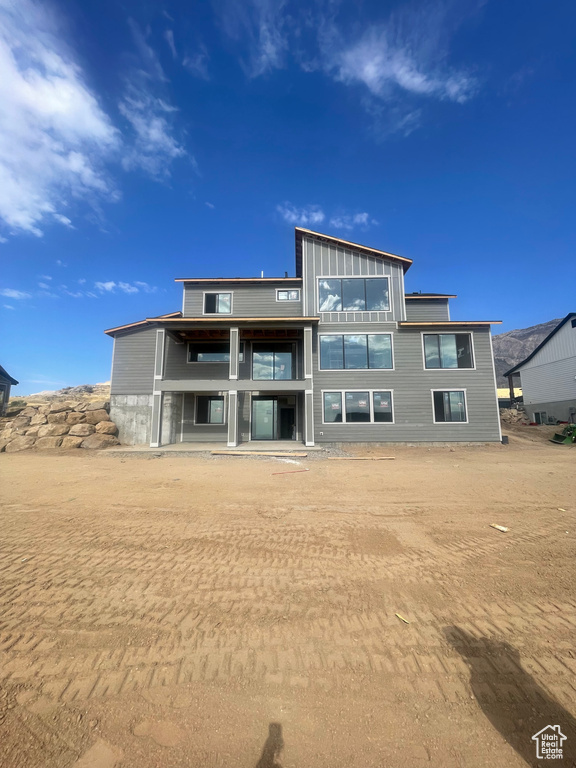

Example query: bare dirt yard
[1,434,575,767]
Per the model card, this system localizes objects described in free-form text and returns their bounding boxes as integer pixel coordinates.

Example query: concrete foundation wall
[161,392,184,444]
[110,394,153,445]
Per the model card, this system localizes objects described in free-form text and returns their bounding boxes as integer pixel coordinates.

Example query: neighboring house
[505,312,576,424]
[0,365,19,415]
[105,228,502,447]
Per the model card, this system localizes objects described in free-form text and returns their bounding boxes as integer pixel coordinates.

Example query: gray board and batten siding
[311,325,501,443]
[301,236,406,323]
[182,282,303,317]
[405,299,450,322]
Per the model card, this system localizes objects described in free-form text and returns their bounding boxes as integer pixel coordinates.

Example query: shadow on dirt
[255,722,284,768]
[445,627,575,766]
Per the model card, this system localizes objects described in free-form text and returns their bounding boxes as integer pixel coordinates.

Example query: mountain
[492,319,561,387]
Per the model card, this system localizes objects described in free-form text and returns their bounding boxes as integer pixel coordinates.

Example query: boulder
[1,421,13,430]
[49,401,78,413]
[47,412,68,424]
[35,436,63,450]
[61,436,84,449]
[38,405,50,414]
[81,433,119,449]
[12,416,31,429]
[5,436,36,452]
[95,421,118,435]
[84,409,110,425]
[37,423,70,438]
[66,412,85,425]
[85,401,109,412]
[30,413,48,425]
[25,425,41,437]
[19,407,37,417]
[69,423,96,437]
[1,429,13,440]
[0,438,10,452]
[73,403,88,412]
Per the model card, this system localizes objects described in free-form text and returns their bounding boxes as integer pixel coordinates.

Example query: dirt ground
[1,432,575,768]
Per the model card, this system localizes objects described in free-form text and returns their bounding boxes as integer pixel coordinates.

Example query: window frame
[316,275,391,314]
[421,332,476,371]
[251,341,297,381]
[202,291,233,315]
[194,394,227,425]
[430,389,468,424]
[321,389,395,425]
[276,288,301,302]
[187,341,244,364]
[318,333,395,371]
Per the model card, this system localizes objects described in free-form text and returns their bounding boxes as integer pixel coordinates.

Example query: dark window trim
[195,395,226,425]
[422,333,475,370]
[322,389,395,424]
[318,333,394,370]
[317,276,390,313]
[203,291,233,315]
[431,389,468,424]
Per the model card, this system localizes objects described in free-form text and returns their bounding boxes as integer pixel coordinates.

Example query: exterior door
[251,397,277,440]
[280,407,295,439]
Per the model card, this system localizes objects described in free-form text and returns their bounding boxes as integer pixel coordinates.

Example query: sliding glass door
[251,397,277,440]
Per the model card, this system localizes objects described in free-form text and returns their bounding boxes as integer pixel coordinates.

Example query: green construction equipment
[550,423,576,445]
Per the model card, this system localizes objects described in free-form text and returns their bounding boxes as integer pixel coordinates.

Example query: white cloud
[218,0,288,77]
[277,203,325,227]
[39,274,52,280]
[119,21,187,179]
[182,47,210,80]
[53,213,73,228]
[0,235,7,243]
[0,288,31,299]
[3,304,14,309]
[95,280,156,295]
[164,29,177,59]
[56,259,66,267]
[0,0,120,236]
[95,281,116,292]
[205,201,215,209]
[77,278,86,284]
[329,212,378,231]
[38,282,51,289]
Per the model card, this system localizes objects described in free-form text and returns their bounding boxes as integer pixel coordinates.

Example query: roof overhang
[105,314,319,336]
[174,277,302,283]
[295,227,413,276]
[398,321,502,327]
[504,312,576,377]
[404,294,457,300]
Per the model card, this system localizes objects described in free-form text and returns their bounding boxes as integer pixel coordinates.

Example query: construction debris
[211,451,308,457]
[395,613,410,624]
[490,524,509,533]
[271,469,310,475]
[327,457,395,461]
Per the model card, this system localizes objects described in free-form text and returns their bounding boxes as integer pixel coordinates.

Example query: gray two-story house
[105,228,502,447]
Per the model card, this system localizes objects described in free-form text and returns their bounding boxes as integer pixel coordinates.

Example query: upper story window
[424,334,474,369]
[277,289,300,302]
[188,341,244,363]
[318,277,389,312]
[204,292,232,314]
[320,334,393,370]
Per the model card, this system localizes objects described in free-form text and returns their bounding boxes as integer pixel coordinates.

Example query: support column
[508,374,515,404]
[227,390,239,447]
[150,329,166,447]
[303,326,313,380]
[229,327,239,380]
[304,389,314,447]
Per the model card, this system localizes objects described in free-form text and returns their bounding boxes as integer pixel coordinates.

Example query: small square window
[196,396,225,424]
[433,391,467,422]
[277,289,300,301]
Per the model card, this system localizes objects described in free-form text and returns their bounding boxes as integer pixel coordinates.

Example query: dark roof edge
[404,294,457,299]
[0,364,18,385]
[104,311,182,336]
[504,312,576,376]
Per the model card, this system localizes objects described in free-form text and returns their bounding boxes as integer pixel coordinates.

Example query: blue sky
[1,0,575,394]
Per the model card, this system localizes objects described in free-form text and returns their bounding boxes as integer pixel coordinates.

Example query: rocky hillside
[492,319,560,387]
[21,382,111,404]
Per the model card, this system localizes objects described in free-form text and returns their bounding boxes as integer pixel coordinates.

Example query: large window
[424,334,473,369]
[188,342,244,362]
[204,292,232,314]
[318,277,390,312]
[196,396,225,424]
[323,391,393,424]
[277,289,300,301]
[252,343,294,380]
[320,334,393,369]
[432,390,467,423]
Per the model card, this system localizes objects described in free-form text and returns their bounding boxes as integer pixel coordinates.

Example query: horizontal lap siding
[312,327,500,442]
[181,393,227,442]
[520,358,576,403]
[111,328,156,395]
[405,300,450,321]
[183,283,303,317]
[303,237,406,322]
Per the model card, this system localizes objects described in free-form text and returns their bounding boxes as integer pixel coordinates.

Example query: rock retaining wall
[0,401,120,453]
